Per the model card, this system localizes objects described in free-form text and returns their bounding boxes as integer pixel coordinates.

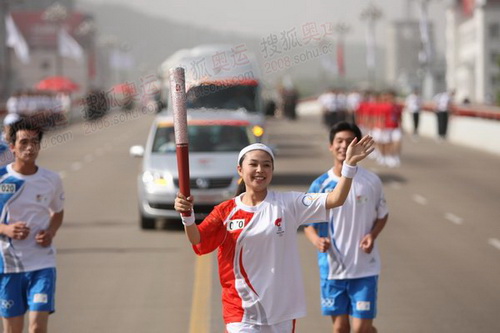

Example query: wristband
[341,163,357,178]
[181,211,195,226]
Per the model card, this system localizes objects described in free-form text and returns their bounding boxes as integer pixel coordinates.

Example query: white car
[130,110,263,229]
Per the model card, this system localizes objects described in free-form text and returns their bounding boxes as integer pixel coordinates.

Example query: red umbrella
[36,76,80,92]
[112,83,137,95]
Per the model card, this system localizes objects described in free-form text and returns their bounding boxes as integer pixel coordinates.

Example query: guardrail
[420,102,500,121]
[297,97,500,156]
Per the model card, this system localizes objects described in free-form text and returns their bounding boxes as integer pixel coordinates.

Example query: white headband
[238,143,275,165]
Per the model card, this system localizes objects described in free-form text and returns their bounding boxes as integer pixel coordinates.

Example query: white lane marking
[488,238,500,251]
[413,194,428,205]
[445,213,463,225]
[71,162,82,171]
[84,154,94,163]
[389,181,402,190]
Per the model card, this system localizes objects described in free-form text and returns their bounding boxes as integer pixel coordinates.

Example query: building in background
[0,1,95,101]
[386,21,433,95]
[446,0,500,104]
[385,1,446,97]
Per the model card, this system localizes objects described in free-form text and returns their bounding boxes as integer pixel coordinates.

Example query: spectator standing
[405,90,422,139]
[384,91,403,167]
[433,90,455,141]
[318,89,339,128]
[347,90,362,124]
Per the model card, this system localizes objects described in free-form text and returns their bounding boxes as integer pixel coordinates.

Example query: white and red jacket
[193,191,329,325]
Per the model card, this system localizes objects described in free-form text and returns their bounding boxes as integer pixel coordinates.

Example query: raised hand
[345,135,375,166]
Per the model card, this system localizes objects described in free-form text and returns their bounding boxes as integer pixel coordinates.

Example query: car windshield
[186,85,257,112]
[152,124,252,153]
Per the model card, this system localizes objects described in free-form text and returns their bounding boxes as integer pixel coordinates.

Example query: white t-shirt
[405,93,422,113]
[0,164,65,273]
[434,92,452,112]
[318,92,337,112]
[194,190,329,325]
[308,167,388,280]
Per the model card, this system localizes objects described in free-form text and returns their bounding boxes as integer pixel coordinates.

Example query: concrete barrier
[401,111,500,156]
[297,100,500,156]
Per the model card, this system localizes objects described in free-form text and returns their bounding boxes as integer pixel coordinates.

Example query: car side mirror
[129,145,145,157]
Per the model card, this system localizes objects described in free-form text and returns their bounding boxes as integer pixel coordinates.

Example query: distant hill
[79,3,259,74]
[79,2,384,96]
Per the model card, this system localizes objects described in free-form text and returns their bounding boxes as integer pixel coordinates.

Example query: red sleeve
[192,202,230,255]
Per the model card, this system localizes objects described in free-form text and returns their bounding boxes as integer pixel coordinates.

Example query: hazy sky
[82,0,448,47]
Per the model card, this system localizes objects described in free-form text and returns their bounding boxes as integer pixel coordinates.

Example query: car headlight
[142,171,170,186]
[252,125,264,138]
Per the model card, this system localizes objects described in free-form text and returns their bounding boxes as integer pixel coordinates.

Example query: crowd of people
[317,89,362,127]
[5,90,71,129]
[319,90,403,168]
[318,88,456,168]
[6,90,71,115]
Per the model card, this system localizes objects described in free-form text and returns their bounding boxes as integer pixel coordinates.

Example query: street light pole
[76,19,96,92]
[360,2,383,89]
[42,2,68,77]
[100,35,121,86]
[415,0,436,97]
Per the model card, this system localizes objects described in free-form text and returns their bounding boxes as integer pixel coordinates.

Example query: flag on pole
[5,14,30,63]
[58,28,84,62]
[319,41,337,75]
[337,41,345,77]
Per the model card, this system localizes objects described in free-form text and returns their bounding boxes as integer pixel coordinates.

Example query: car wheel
[140,214,156,230]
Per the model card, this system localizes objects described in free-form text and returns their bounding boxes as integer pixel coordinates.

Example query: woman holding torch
[174,135,374,332]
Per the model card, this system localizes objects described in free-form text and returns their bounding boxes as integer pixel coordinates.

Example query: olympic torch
[169,67,191,217]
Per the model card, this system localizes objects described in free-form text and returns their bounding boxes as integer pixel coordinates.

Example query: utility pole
[42,2,68,77]
[415,0,435,98]
[76,18,96,92]
[360,2,383,89]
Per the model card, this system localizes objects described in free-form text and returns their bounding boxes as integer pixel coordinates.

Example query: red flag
[88,49,96,79]
[337,41,345,77]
